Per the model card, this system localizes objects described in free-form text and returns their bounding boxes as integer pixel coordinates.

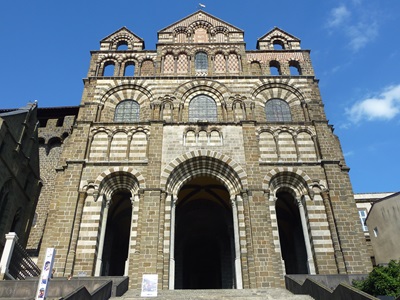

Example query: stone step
[110,288,314,300]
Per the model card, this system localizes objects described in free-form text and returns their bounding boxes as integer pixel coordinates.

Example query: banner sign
[140,274,158,297]
[35,248,56,299]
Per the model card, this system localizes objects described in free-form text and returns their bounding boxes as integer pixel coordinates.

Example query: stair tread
[110,288,314,299]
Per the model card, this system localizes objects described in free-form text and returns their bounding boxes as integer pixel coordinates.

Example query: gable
[157,11,244,44]
[100,27,145,51]
[257,27,301,50]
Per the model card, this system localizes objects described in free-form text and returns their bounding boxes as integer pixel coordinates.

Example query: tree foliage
[353,260,400,297]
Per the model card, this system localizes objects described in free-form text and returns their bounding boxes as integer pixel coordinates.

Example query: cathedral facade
[36,11,371,289]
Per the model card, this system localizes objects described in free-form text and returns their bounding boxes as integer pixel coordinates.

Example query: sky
[0,0,399,193]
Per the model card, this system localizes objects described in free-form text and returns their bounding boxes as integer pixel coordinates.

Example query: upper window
[195,52,208,71]
[265,99,292,122]
[103,61,115,76]
[189,95,217,122]
[114,100,140,122]
[269,60,281,76]
[116,41,128,50]
[358,209,368,232]
[289,60,302,75]
[124,62,135,76]
[273,40,285,50]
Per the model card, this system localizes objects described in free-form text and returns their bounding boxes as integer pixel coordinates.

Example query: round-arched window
[189,95,217,122]
[114,100,140,122]
[265,99,292,122]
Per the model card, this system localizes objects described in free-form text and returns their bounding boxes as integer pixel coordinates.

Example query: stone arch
[189,20,213,31]
[174,26,189,35]
[252,81,305,107]
[108,34,138,50]
[99,83,153,105]
[98,54,123,65]
[211,26,229,42]
[164,150,246,289]
[93,168,144,277]
[98,83,153,122]
[95,167,146,199]
[161,150,247,196]
[175,79,230,106]
[264,168,316,275]
[262,167,312,198]
[120,55,140,65]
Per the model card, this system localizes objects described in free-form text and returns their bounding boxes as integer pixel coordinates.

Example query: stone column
[297,197,316,274]
[168,195,177,290]
[95,194,110,276]
[124,194,139,276]
[232,196,243,289]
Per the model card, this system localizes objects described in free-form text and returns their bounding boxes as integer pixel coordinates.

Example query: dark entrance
[101,191,132,276]
[276,191,308,274]
[174,176,235,289]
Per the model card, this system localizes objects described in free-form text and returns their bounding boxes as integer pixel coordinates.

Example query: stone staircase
[110,288,314,299]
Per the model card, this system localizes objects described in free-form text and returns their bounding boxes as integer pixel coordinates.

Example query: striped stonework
[37,10,372,290]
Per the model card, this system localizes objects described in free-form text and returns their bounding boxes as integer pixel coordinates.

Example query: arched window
[189,95,217,122]
[114,100,140,122]
[265,99,292,122]
[103,61,115,76]
[195,52,208,72]
[124,62,135,76]
[289,60,302,75]
[116,41,128,50]
[273,40,285,50]
[269,60,281,76]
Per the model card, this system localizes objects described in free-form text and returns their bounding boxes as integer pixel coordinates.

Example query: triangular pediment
[158,10,244,35]
[257,27,301,50]
[101,27,144,44]
[258,27,300,43]
[100,27,145,50]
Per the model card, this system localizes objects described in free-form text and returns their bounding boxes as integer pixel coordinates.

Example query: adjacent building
[0,103,41,257]
[366,192,400,265]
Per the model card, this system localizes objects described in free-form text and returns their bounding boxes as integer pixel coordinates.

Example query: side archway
[263,168,316,275]
[93,167,145,276]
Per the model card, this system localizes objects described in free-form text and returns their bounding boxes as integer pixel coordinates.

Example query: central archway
[163,151,247,289]
[174,176,234,289]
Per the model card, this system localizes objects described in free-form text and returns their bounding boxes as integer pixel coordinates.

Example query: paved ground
[110,288,314,299]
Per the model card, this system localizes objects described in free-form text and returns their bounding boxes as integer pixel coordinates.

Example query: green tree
[353,260,400,297]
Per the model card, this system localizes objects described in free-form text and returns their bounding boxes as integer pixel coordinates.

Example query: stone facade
[0,103,41,255]
[26,107,79,255]
[37,11,372,289]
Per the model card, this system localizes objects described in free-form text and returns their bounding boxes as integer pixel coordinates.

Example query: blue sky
[1,0,399,193]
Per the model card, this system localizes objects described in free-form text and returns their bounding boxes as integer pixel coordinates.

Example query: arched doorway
[276,190,308,274]
[101,191,132,276]
[174,176,235,289]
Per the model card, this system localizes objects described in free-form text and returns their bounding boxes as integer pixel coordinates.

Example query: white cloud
[346,84,400,123]
[347,22,378,51]
[327,5,351,27]
[343,150,355,157]
[326,4,379,51]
